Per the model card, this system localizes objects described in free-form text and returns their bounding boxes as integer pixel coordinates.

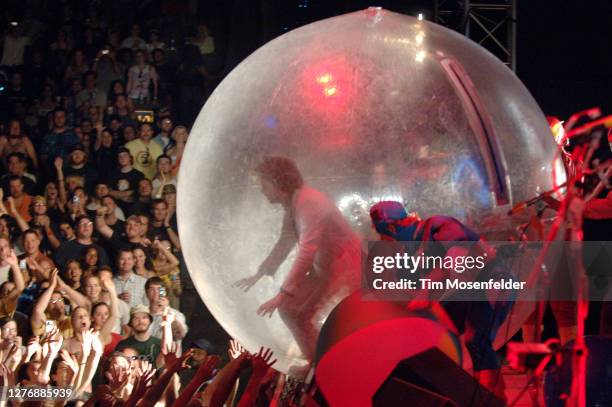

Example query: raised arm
[57,275,91,309]
[2,250,24,304]
[6,197,29,232]
[151,67,158,101]
[172,355,219,407]
[95,206,114,239]
[235,348,276,407]
[39,215,61,250]
[75,331,103,397]
[160,308,174,354]
[153,240,179,268]
[126,67,134,95]
[31,268,59,331]
[136,348,193,407]
[99,278,120,340]
[23,137,38,170]
[202,352,249,407]
[54,158,67,208]
[37,327,63,385]
[163,217,181,251]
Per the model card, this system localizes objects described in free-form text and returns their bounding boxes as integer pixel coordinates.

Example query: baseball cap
[70,144,86,153]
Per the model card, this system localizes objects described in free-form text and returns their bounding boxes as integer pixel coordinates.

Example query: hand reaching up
[249,347,276,377]
[0,362,15,387]
[195,355,220,382]
[162,342,193,373]
[228,338,247,360]
[59,349,79,376]
[25,336,41,362]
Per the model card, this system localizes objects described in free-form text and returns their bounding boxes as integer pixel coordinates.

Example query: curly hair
[254,156,304,196]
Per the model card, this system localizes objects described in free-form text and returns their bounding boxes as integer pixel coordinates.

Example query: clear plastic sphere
[178,8,557,374]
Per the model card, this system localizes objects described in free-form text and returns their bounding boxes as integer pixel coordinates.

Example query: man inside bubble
[234,156,362,362]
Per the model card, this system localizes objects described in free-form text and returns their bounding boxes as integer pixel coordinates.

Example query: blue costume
[370,201,513,371]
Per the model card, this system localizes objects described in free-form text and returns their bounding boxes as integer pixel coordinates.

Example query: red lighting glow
[296,57,360,148]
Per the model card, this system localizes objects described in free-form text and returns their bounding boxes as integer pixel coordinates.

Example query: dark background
[206,0,612,119]
[2,0,607,119]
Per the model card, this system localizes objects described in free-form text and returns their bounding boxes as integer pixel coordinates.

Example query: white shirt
[113,299,131,334]
[113,272,148,309]
[264,185,363,294]
[0,264,10,285]
[149,306,188,340]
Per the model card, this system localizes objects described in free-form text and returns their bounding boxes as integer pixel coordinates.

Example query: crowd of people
[0,2,610,407]
[0,2,293,407]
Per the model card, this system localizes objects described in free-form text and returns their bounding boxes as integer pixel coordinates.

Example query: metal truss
[433,1,517,72]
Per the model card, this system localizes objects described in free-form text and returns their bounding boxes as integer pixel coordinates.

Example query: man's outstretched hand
[256,292,287,318]
[233,271,264,292]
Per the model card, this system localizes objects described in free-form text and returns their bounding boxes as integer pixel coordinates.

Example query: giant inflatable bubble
[178,8,560,374]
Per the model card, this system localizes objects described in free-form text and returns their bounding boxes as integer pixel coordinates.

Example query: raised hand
[105,364,129,393]
[37,215,51,228]
[59,349,79,375]
[125,363,155,406]
[163,343,193,373]
[161,307,175,325]
[80,329,94,359]
[96,205,108,217]
[0,362,15,387]
[6,197,17,214]
[48,267,59,288]
[228,339,247,360]
[136,359,152,377]
[4,343,23,369]
[195,355,220,382]
[25,336,42,362]
[250,347,276,377]
[47,328,63,355]
[54,157,63,171]
[101,277,116,293]
[91,330,104,355]
[5,250,18,267]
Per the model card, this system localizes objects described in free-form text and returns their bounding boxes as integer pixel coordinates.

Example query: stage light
[415,50,426,62]
[316,73,332,84]
[417,13,424,21]
[416,32,425,45]
[323,86,338,97]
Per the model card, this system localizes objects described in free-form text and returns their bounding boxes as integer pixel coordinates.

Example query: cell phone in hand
[19,259,27,270]
[45,320,56,333]
[159,287,167,297]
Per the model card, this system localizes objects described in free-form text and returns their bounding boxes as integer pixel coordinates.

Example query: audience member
[112,249,148,308]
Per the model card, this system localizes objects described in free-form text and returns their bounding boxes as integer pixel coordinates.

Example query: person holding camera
[144,277,187,344]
